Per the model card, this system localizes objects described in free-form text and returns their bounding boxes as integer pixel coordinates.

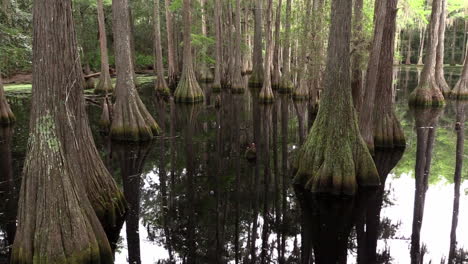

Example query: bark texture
[451,42,468,99]
[111,0,161,141]
[259,0,274,103]
[174,0,205,103]
[248,0,264,88]
[271,0,282,90]
[409,0,445,107]
[293,0,312,100]
[95,0,114,94]
[435,0,450,95]
[231,0,245,94]
[11,0,115,262]
[165,0,178,88]
[351,0,364,110]
[373,0,406,149]
[293,0,379,195]
[153,0,170,97]
[0,73,15,125]
[212,0,223,92]
[278,0,293,93]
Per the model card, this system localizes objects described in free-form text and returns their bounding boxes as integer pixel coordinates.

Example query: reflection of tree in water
[448,102,468,264]
[113,141,153,264]
[0,127,18,263]
[410,107,443,264]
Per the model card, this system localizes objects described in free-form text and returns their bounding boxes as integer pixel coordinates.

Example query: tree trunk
[293,0,312,100]
[198,0,214,83]
[279,0,293,93]
[359,0,388,152]
[271,0,282,90]
[248,0,264,88]
[405,30,412,64]
[409,0,445,106]
[351,0,364,110]
[417,25,426,65]
[451,41,468,98]
[153,0,170,97]
[231,0,245,93]
[174,0,205,103]
[293,0,379,195]
[373,0,405,149]
[213,0,223,92]
[165,0,178,88]
[111,0,161,141]
[450,20,457,66]
[259,0,274,103]
[95,0,114,94]
[462,21,467,64]
[435,0,450,95]
[11,0,115,262]
[0,73,15,125]
[84,63,95,90]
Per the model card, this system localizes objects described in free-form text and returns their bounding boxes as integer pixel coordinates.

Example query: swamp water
[0,66,467,264]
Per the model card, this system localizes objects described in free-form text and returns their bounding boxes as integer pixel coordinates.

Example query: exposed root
[374,111,406,149]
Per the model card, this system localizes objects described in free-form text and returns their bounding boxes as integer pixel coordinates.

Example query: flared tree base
[231,85,245,94]
[293,112,380,195]
[409,85,445,107]
[99,99,111,133]
[155,79,170,99]
[0,102,15,125]
[212,83,222,93]
[85,77,96,90]
[95,76,114,95]
[374,111,406,149]
[174,71,205,104]
[11,245,112,264]
[450,79,468,100]
[248,70,264,89]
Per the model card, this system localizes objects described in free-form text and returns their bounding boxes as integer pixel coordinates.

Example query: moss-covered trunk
[293,0,379,195]
[0,73,15,125]
[11,0,114,262]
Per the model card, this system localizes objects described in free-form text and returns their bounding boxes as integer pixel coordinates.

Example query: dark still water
[0,66,467,264]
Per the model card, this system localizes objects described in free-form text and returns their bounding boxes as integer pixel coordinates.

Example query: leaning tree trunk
[248,0,264,88]
[351,0,364,111]
[359,0,387,152]
[11,0,115,262]
[278,0,293,93]
[271,0,282,90]
[95,0,114,94]
[111,0,161,141]
[409,0,445,107]
[153,0,170,97]
[0,73,15,125]
[451,42,468,99]
[231,0,245,94]
[165,0,178,88]
[212,0,223,92]
[434,0,450,95]
[373,0,406,149]
[259,0,274,103]
[292,0,379,195]
[174,0,205,103]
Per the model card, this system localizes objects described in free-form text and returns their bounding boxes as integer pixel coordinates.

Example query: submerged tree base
[450,79,468,100]
[248,71,264,89]
[374,111,406,149]
[212,84,221,93]
[174,71,205,104]
[409,85,445,107]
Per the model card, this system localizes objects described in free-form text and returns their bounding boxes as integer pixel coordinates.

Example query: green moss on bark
[409,85,445,107]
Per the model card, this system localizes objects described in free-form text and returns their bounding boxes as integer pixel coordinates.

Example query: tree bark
[11,0,115,262]
[359,0,388,152]
[451,41,468,98]
[248,0,264,88]
[279,0,293,93]
[111,0,161,141]
[174,0,205,103]
[0,73,15,125]
[450,20,457,66]
[165,0,178,88]
[153,0,170,97]
[351,0,364,110]
[417,25,426,65]
[259,0,274,103]
[271,0,282,90]
[293,0,379,195]
[231,0,245,93]
[373,0,406,149]
[198,0,214,83]
[213,0,223,92]
[293,0,313,100]
[435,0,450,95]
[409,0,445,106]
[405,30,413,64]
[95,0,114,94]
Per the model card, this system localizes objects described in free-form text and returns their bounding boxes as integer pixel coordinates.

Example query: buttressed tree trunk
[174,0,205,103]
[11,0,115,262]
[359,0,387,152]
[351,0,364,111]
[248,0,264,88]
[153,0,170,97]
[231,0,245,94]
[373,0,406,149]
[451,42,468,98]
[293,0,379,195]
[111,0,161,141]
[259,0,274,103]
[212,0,223,92]
[165,0,178,88]
[279,0,293,93]
[271,0,282,90]
[409,0,445,106]
[95,0,114,94]
[435,0,450,95]
[0,73,15,125]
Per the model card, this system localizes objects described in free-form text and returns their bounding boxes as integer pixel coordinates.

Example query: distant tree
[94,0,113,94]
[212,0,223,92]
[0,73,15,125]
[451,42,468,98]
[435,0,450,95]
[231,0,245,93]
[278,0,293,93]
[165,0,178,88]
[259,0,274,103]
[271,0,282,90]
[248,0,264,88]
[153,0,170,97]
